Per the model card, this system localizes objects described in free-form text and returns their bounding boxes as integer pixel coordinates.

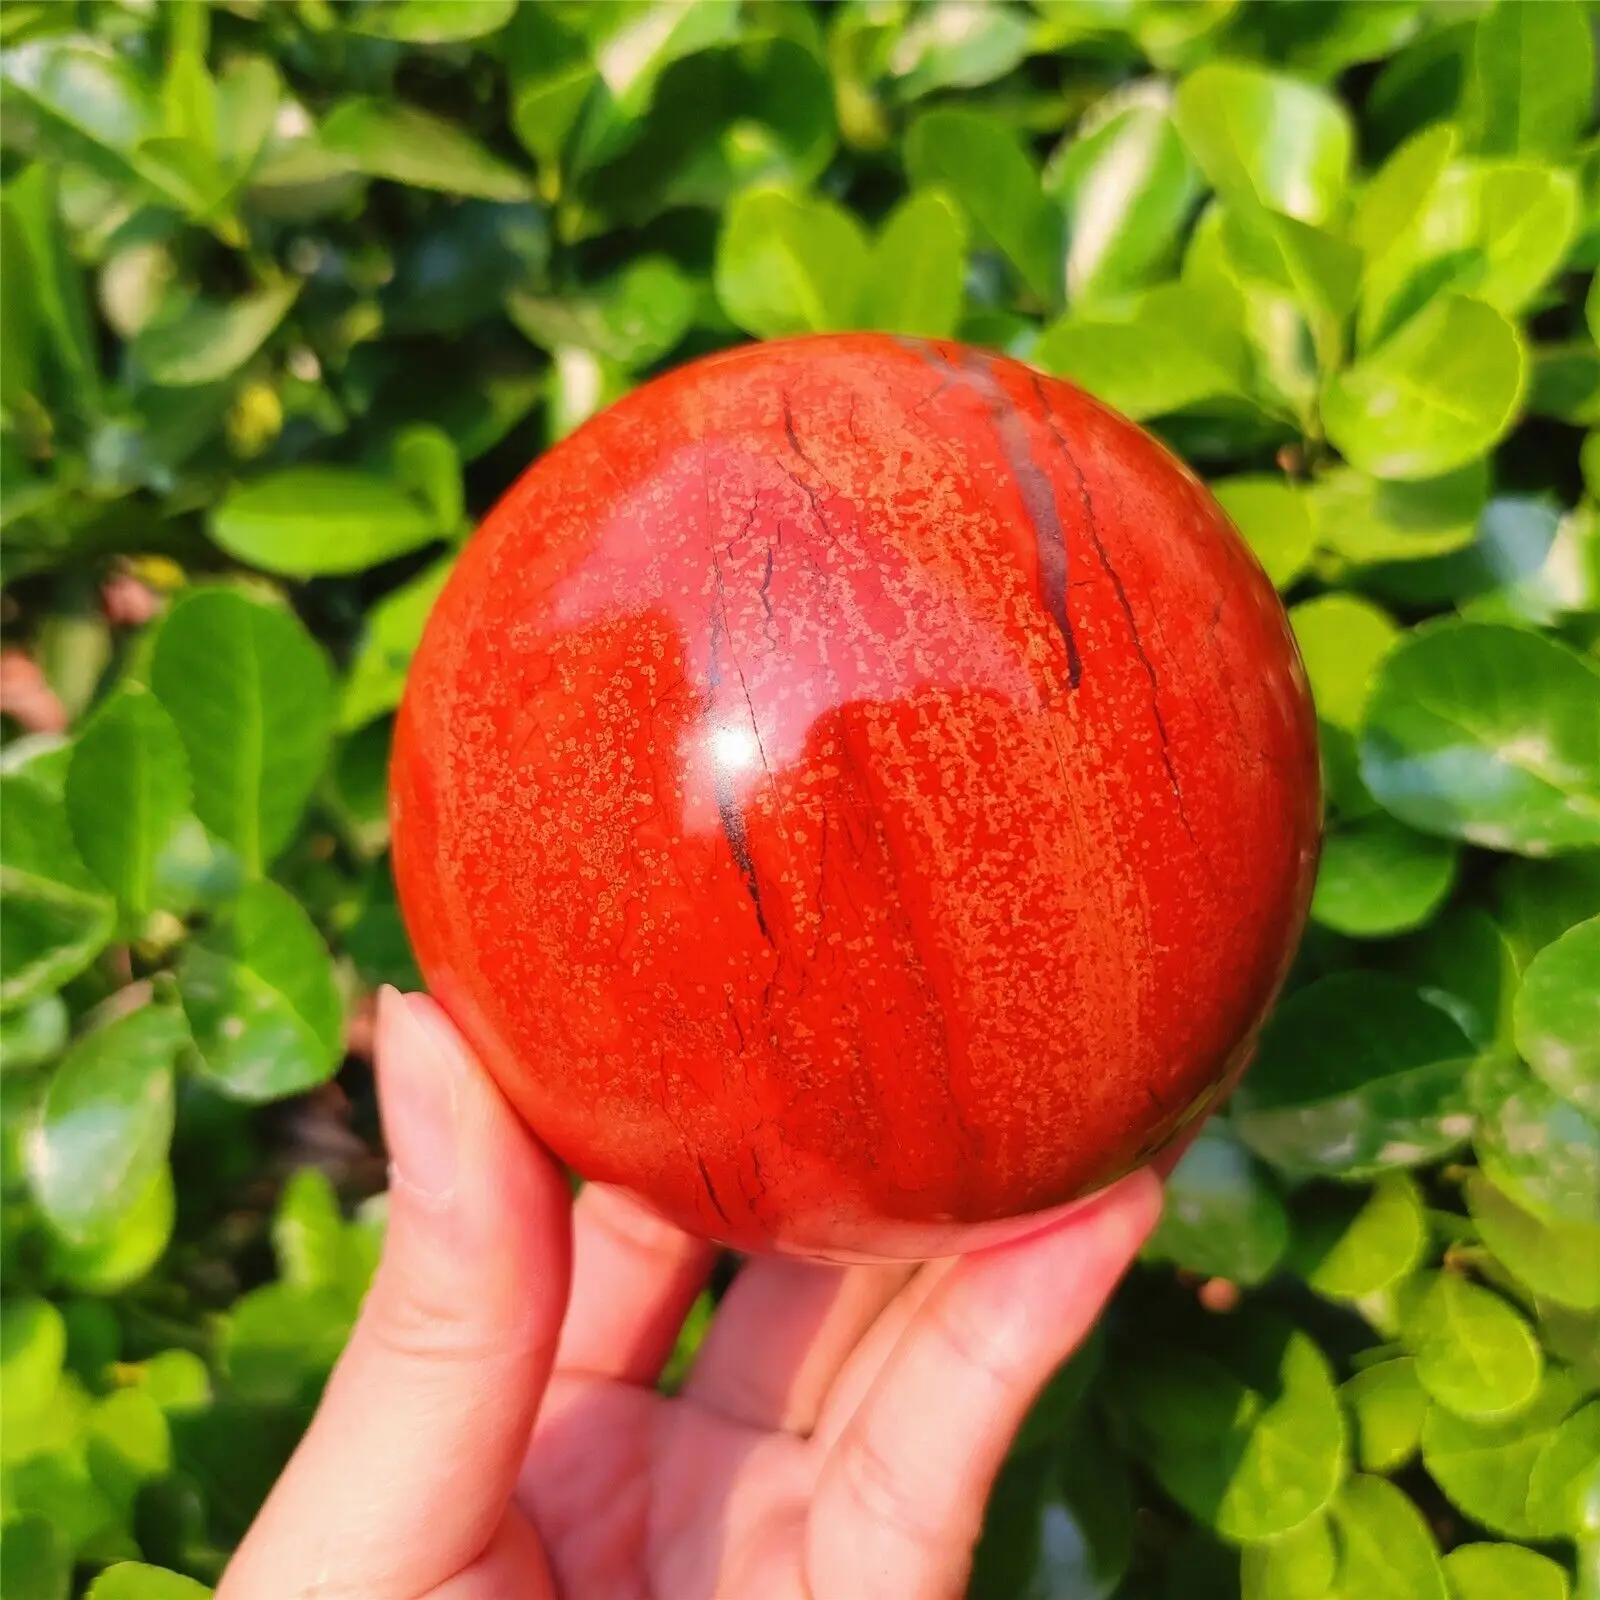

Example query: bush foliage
[3,1,1600,1597]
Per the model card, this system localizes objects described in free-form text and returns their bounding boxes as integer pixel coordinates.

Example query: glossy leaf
[1323,295,1525,481]
[1114,1316,1347,1542]
[1467,1171,1600,1312]
[1211,475,1313,590]
[1294,1175,1427,1301]
[63,687,191,917]
[1475,1053,1600,1229]
[1472,0,1594,158]
[0,776,116,1012]
[1359,622,1600,858]
[1,1296,66,1425]
[1526,1400,1600,1539]
[1402,1271,1544,1421]
[211,466,443,577]
[1144,1122,1289,1286]
[1052,100,1203,307]
[1233,973,1477,1178]
[905,108,1060,305]
[1341,1358,1429,1473]
[47,1163,174,1294]
[1444,1544,1571,1600]
[319,98,534,200]
[149,591,335,873]
[856,189,967,340]
[1328,1473,1448,1600]
[0,993,68,1072]
[24,1006,185,1246]
[1173,61,1352,225]
[714,186,868,339]
[1515,917,1600,1118]
[1422,1366,1584,1538]
[179,879,343,1103]
[1311,816,1458,939]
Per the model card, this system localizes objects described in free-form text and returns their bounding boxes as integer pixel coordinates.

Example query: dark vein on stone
[1030,391,1200,849]
[697,1155,733,1228]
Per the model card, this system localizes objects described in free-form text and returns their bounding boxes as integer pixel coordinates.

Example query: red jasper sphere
[391,334,1320,1261]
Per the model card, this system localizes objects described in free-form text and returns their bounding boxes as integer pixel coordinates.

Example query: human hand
[220,989,1161,1600]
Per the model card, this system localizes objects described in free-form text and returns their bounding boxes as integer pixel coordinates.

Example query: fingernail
[376,987,461,1202]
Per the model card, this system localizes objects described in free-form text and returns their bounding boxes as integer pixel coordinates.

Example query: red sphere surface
[391,334,1320,1260]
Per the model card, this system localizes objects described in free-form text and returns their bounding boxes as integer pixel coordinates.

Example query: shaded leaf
[64,687,191,917]
[1467,1171,1600,1312]
[1328,1473,1448,1600]
[133,281,299,388]
[1311,816,1458,939]
[509,255,695,366]
[1341,1357,1428,1473]
[1515,916,1600,1118]
[1233,973,1476,1177]
[320,98,534,200]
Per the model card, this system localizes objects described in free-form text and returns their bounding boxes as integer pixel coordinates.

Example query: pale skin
[220,989,1162,1600]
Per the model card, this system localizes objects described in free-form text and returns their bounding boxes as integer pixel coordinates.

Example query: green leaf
[1144,1123,1289,1286]
[1,1296,66,1426]
[508,254,695,366]
[1220,203,1362,352]
[344,0,517,42]
[714,186,869,338]
[24,1005,185,1245]
[1358,621,1600,857]
[64,687,191,917]
[1341,1358,1429,1473]
[1444,1544,1572,1600]
[149,590,335,873]
[1402,1271,1543,1421]
[1294,1175,1428,1300]
[885,0,1033,102]
[0,993,69,1072]
[340,558,452,732]
[1307,462,1487,567]
[211,466,443,577]
[1526,1400,1600,1537]
[1475,1052,1600,1228]
[905,108,1060,305]
[1352,123,1457,265]
[0,776,116,1012]
[855,188,966,340]
[1472,0,1594,158]
[132,280,300,388]
[391,425,463,535]
[0,1516,70,1600]
[179,879,343,1103]
[1467,1170,1600,1311]
[1328,1474,1448,1600]
[84,1562,212,1600]
[1233,972,1477,1178]
[1173,60,1352,225]
[1422,1368,1585,1538]
[221,1282,356,1404]
[1211,475,1314,589]
[1241,1513,1336,1600]
[1515,916,1600,1118]
[47,1162,174,1294]
[1311,815,1458,939]
[1114,1316,1347,1542]
[1323,295,1525,481]
[319,97,534,200]
[1052,99,1203,307]
[1036,281,1253,420]
[1291,593,1400,731]
[1497,854,1600,968]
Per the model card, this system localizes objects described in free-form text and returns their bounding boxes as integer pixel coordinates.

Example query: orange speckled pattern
[390,334,1321,1260]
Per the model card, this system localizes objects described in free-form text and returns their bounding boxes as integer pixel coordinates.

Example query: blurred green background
[2,1,1599,1597]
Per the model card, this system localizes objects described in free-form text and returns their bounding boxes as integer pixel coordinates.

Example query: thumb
[221,989,572,1600]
